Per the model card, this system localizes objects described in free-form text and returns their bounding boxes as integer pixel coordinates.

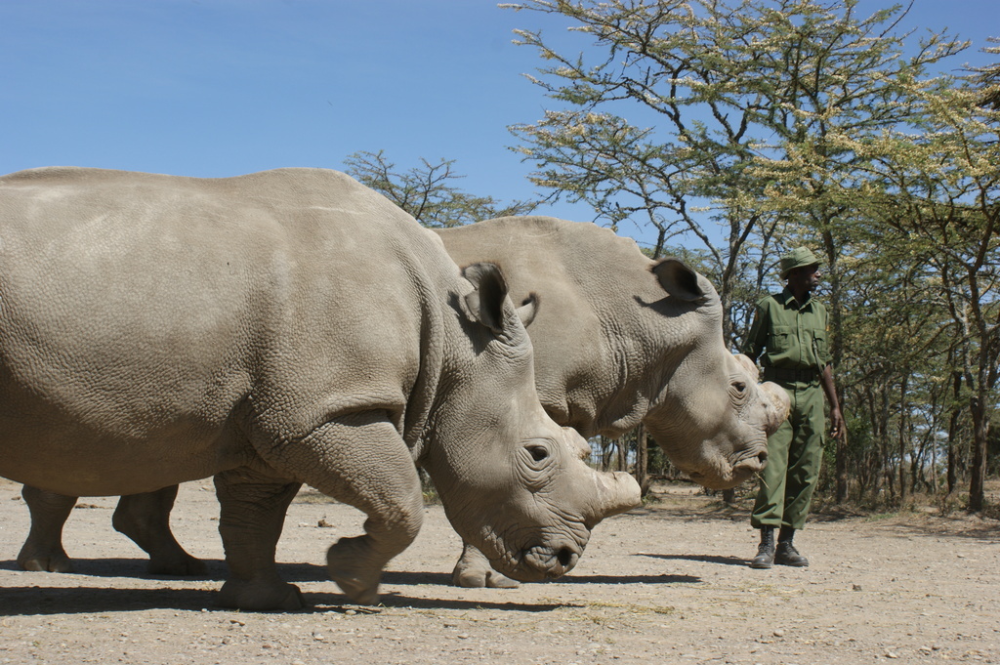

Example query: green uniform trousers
[751,381,826,531]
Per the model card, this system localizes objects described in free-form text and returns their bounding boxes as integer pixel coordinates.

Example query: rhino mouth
[687,442,768,490]
[731,444,768,476]
[519,543,581,580]
[484,529,589,582]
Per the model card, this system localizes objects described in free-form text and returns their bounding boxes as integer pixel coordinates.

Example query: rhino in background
[436,216,789,587]
[0,168,640,610]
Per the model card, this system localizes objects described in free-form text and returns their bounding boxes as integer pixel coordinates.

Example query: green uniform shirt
[741,288,831,373]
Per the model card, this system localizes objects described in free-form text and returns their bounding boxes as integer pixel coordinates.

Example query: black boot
[750,526,775,569]
[774,526,809,567]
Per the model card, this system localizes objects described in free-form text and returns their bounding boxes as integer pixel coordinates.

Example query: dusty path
[1,478,997,664]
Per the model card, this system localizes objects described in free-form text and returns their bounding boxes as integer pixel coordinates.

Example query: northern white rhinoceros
[438,216,789,586]
[14,214,785,588]
[0,169,640,610]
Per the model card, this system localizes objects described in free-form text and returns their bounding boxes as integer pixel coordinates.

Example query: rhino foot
[451,543,522,589]
[17,486,76,573]
[485,571,521,589]
[113,488,206,577]
[147,552,207,577]
[217,579,305,612]
[17,546,74,573]
[327,537,382,605]
[451,561,521,589]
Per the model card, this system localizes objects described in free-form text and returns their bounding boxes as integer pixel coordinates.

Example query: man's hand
[829,407,846,442]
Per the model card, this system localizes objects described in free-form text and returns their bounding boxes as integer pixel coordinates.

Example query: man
[741,246,845,569]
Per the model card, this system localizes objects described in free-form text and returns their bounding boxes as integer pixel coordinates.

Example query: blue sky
[2,1,997,249]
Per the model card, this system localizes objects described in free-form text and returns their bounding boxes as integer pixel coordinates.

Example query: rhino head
[642,259,790,490]
[421,263,641,582]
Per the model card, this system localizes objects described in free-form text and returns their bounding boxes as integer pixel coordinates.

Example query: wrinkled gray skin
[15,215,783,588]
[437,217,790,587]
[0,170,640,610]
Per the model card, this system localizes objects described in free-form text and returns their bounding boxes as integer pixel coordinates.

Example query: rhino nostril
[557,547,576,568]
[757,451,768,466]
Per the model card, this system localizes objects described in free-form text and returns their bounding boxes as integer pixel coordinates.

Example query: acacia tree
[344,150,539,227]
[847,67,1000,511]
[832,242,957,500]
[505,0,966,502]
[505,0,963,334]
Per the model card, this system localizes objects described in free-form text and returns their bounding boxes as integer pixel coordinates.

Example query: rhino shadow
[0,557,231,581]
[551,572,701,584]
[640,553,750,568]
[0,558,458,584]
[0,585,220,615]
[283,567,702,587]
[312,594,573,613]
[2,556,705,583]
[0,585,571,616]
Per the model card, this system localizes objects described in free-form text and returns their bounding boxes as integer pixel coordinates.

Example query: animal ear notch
[651,257,707,303]
[516,293,540,328]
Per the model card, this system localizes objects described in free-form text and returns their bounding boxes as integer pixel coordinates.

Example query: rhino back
[438,216,684,437]
[0,167,446,494]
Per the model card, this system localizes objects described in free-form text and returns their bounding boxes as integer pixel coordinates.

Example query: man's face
[789,264,821,294]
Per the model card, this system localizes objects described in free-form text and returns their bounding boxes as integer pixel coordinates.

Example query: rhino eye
[526,445,549,462]
[731,380,749,403]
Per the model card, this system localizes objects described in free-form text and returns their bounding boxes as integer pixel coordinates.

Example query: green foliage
[506,0,999,509]
[506,0,968,347]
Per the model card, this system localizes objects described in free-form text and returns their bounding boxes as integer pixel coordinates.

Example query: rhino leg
[112,486,206,576]
[282,413,424,606]
[214,469,304,612]
[17,486,76,573]
[452,541,521,589]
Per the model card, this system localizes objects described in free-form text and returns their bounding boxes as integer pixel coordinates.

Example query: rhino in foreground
[0,168,640,609]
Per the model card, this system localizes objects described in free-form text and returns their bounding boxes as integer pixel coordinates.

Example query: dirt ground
[1,478,997,665]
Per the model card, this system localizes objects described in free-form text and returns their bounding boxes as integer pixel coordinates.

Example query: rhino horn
[588,471,642,525]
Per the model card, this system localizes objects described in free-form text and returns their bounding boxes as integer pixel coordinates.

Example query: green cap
[779,246,821,280]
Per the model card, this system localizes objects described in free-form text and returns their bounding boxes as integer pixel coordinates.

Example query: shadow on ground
[0,583,579,616]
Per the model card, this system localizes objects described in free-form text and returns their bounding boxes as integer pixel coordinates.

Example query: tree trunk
[930,432,938,494]
[898,376,908,502]
[968,393,989,512]
[946,372,962,495]
[879,382,892,499]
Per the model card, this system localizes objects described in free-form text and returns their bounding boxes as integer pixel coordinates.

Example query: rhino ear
[516,293,540,328]
[651,257,707,302]
[462,262,510,335]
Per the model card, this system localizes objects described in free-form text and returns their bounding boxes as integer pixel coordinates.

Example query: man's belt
[763,367,819,383]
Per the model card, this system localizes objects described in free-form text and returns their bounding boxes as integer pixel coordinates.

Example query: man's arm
[820,364,845,441]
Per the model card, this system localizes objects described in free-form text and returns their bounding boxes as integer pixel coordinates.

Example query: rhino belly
[0,391,252,497]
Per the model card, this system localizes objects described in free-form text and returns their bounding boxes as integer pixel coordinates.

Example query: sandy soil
[1,478,997,665]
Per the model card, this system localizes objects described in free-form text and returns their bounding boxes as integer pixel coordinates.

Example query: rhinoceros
[438,216,789,586]
[14,214,786,588]
[0,168,640,610]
